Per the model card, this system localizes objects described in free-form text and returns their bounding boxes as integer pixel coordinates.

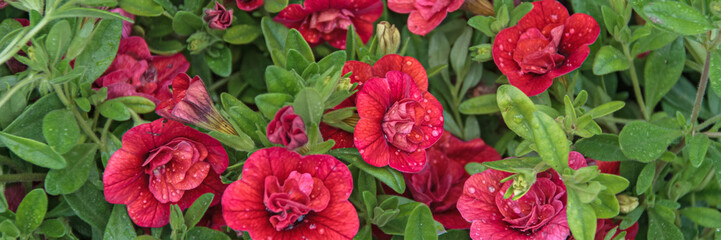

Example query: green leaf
[104,205,137,240]
[16,189,48,234]
[362,191,377,217]
[631,27,678,56]
[588,190,620,218]
[170,204,185,233]
[205,45,232,77]
[449,27,472,76]
[183,0,205,13]
[619,121,682,162]
[99,98,131,121]
[0,220,20,238]
[185,227,231,240]
[635,162,654,194]
[509,3,533,26]
[45,20,72,64]
[680,207,721,228]
[42,109,80,154]
[172,11,203,36]
[265,65,302,95]
[147,38,185,55]
[468,15,495,37]
[317,50,346,74]
[593,46,629,75]
[53,8,134,22]
[566,187,597,240]
[261,17,289,67]
[595,173,629,194]
[223,24,261,45]
[644,37,684,110]
[575,134,629,162]
[76,19,122,84]
[64,182,112,230]
[0,132,67,169]
[642,1,713,36]
[585,101,625,119]
[648,207,684,240]
[264,0,288,13]
[405,204,438,240]
[285,29,314,63]
[464,162,487,175]
[255,93,293,119]
[118,0,164,16]
[709,50,721,99]
[531,111,570,171]
[35,219,66,238]
[293,88,324,126]
[45,144,97,195]
[686,133,709,167]
[184,193,215,229]
[116,96,156,114]
[330,148,406,193]
[1,94,64,147]
[497,85,536,140]
[459,94,499,115]
[483,157,543,173]
[208,131,254,152]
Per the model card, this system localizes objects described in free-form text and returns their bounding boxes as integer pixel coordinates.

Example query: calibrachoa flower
[273,0,383,49]
[388,0,464,36]
[266,106,308,150]
[236,0,262,11]
[492,0,599,96]
[222,147,358,239]
[321,54,429,149]
[94,36,190,104]
[103,119,229,227]
[354,70,444,173]
[404,132,501,229]
[204,2,233,30]
[156,73,237,135]
[198,205,227,231]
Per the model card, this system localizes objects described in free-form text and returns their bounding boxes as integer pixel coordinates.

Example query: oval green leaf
[16,189,48,234]
[459,94,499,115]
[619,121,682,162]
[0,132,67,169]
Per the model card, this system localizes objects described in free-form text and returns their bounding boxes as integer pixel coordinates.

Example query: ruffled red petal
[387,0,415,13]
[273,4,309,27]
[372,54,429,91]
[407,9,447,36]
[558,13,600,56]
[416,92,444,149]
[343,60,373,84]
[236,0,263,11]
[355,117,389,167]
[126,186,170,228]
[516,0,569,33]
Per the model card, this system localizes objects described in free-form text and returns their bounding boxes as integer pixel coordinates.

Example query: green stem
[0,75,34,109]
[53,85,103,147]
[0,155,23,173]
[690,45,712,125]
[622,44,649,120]
[703,132,721,138]
[0,173,46,183]
[0,16,52,65]
[100,119,113,151]
[697,113,721,130]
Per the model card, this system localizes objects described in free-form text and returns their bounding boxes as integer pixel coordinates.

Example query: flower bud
[470,43,492,62]
[267,106,308,150]
[204,2,233,30]
[463,0,494,16]
[187,32,211,54]
[618,194,639,214]
[376,21,400,56]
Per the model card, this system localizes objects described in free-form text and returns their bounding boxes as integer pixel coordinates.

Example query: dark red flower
[197,205,227,231]
[273,0,383,49]
[222,147,358,239]
[354,70,443,173]
[321,54,429,149]
[492,0,599,96]
[204,2,233,30]
[0,1,7,9]
[404,132,501,229]
[103,119,229,228]
[589,219,638,240]
[94,36,190,104]
[3,183,25,212]
[236,0,262,11]
[266,106,308,150]
[388,0,464,36]
[156,73,236,135]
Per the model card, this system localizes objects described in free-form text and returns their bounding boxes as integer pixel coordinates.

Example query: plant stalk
[0,173,46,183]
[622,44,649,120]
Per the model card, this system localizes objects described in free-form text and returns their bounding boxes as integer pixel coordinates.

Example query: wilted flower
[103,119,229,227]
[266,106,308,150]
[222,147,358,239]
[204,2,233,30]
[156,73,237,135]
[463,0,495,16]
[388,0,465,35]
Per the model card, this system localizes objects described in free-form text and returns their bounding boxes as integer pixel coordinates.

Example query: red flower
[388,0,464,36]
[103,119,229,227]
[197,205,227,231]
[0,1,7,9]
[321,54,429,149]
[222,147,358,239]
[204,2,233,30]
[266,106,308,150]
[492,0,599,96]
[110,8,135,38]
[588,219,638,240]
[354,70,443,173]
[404,132,501,229]
[156,73,236,135]
[94,36,190,104]
[273,0,383,49]
[236,0,263,11]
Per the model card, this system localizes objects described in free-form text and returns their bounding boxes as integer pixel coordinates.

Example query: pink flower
[94,36,189,104]
[156,73,237,135]
[266,106,308,150]
[110,8,135,38]
[492,0,599,96]
[354,70,444,173]
[405,132,501,229]
[273,0,383,49]
[103,119,229,227]
[388,0,465,36]
[236,0,263,11]
[204,2,233,30]
[222,147,358,239]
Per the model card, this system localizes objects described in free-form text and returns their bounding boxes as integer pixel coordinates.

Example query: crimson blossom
[273,0,383,49]
[237,0,263,11]
[492,0,599,96]
[267,106,308,150]
[222,147,358,240]
[94,36,190,104]
[321,54,429,149]
[404,132,501,229]
[354,70,443,173]
[204,2,233,30]
[387,0,464,36]
[103,119,228,227]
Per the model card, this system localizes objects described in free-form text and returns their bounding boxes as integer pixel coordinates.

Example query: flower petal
[356,77,391,119]
[516,0,569,33]
[406,10,446,36]
[103,149,146,204]
[457,170,508,222]
[343,60,373,84]
[387,0,415,13]
[372,54,428,91]
[416,92,444,149]
[126,191,171,228]
[301,201,359,239]
[558,13,600,56]
[355,117,390,167]
[178,171,227,209]
[298,154,353,201]
[432,208,471,229]
[387,148,425,173]
[236,0,263,11]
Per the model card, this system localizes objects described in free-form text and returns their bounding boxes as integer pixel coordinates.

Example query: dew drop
[488,186,495,193]
[431,130,439,137]
[468,187,476,193]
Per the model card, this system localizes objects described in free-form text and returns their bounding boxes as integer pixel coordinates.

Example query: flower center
[137,65,159,93]
[309,9,355,34]
[264,171,330,231]
[512,26,566,75]
[382,99,424,152]
[143,138,211,203]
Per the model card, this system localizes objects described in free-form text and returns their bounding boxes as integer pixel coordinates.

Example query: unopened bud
[336,76,353,91]
[376,21,400,56]
[618,194,639,214]
[187,32,211,54]
[470,44,492,62]
[463,0,495,16]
